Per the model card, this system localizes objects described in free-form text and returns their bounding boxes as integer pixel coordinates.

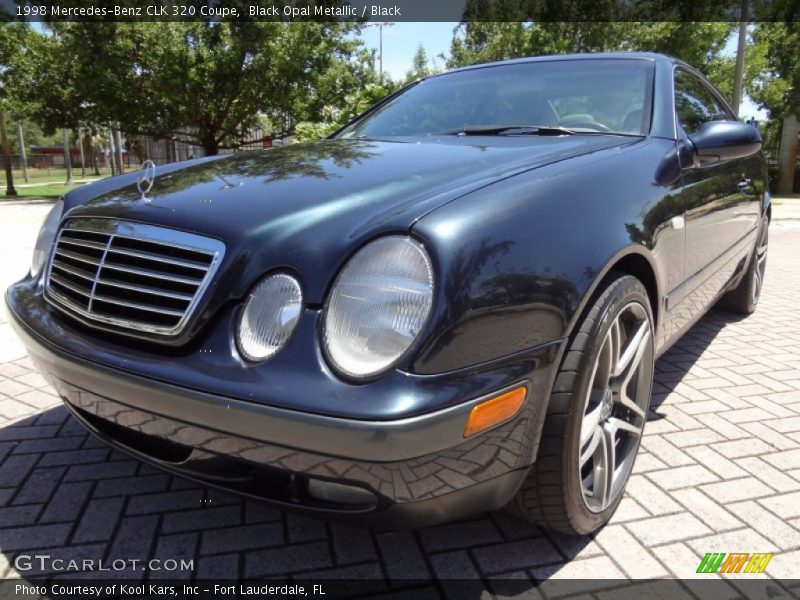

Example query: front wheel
[507,273,655,535]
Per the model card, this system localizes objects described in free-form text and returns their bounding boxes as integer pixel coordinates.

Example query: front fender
[410,137,680,375]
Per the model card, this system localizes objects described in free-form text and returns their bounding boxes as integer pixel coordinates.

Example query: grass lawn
[5,181,100,200]
[11,168,114,185]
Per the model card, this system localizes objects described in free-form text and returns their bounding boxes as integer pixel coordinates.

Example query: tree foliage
[448,21,734,95]
[748,22,799,120]
[21,21,367,154]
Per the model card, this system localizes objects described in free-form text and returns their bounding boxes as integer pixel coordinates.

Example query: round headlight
[323,236,434,379]
[31,198,65,280]
[236,273,303,362]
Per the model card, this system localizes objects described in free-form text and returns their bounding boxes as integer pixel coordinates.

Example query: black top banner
[2,0,799,22]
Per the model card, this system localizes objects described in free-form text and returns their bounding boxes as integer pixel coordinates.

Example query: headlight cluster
[237,236,434,379]
[31,198,64,280]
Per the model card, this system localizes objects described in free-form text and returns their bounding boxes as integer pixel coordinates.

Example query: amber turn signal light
[463,385,527,438]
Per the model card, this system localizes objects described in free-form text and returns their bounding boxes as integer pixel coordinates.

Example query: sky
[358,22,768,121]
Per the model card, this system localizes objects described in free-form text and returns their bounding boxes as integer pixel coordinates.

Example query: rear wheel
[717,219,769,314]
[507,273,654,535]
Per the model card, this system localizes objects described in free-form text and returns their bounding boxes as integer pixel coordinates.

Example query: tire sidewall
[561,275,655,534]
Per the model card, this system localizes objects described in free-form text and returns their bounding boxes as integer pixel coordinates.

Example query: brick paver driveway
[1,198,799,589]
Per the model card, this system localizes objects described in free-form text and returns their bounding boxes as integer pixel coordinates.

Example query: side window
[674,69,732,135]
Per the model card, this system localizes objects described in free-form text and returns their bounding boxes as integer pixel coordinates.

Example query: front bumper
[6,284,560,528]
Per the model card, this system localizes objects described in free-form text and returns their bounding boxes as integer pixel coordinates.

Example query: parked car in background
[6,53,768,534]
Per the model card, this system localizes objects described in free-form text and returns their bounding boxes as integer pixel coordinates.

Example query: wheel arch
[566,247,661,341]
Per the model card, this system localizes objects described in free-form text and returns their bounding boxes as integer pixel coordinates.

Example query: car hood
[64,136,633,305]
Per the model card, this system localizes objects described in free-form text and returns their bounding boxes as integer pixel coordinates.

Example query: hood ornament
[137,160,156,202]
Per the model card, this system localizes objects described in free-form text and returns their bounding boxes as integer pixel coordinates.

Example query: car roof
[444,52,680,75]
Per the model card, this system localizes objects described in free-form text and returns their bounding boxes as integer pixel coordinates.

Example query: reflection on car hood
[64,136,634,303]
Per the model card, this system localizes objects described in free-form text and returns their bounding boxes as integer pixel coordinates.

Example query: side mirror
[688,121,762,165]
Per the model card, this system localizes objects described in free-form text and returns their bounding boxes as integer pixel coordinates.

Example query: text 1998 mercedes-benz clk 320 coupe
[6,53,768,534]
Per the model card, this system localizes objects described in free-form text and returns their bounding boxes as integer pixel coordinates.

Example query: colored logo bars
[696,552,773,574]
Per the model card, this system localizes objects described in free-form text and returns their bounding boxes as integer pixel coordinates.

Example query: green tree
[0,22,34,195]
[448,22,734,92]
[404,44,439,84]
[23,22,365,155]
[748,22,799,194]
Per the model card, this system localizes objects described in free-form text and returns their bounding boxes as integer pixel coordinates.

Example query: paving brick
[685,527,779,555]
[330,523,377,565]
[646,465,719,490]
[0,523,71,550]
[72,497,125,543]
[63,460,138,482]
[684,446,748,479]
[150,532,197,579]
[640,436,694,467]
[285,513,327,543]
[194,553,239,579]
[594,525,668,578]
[93,474,170,498]
[12,466,65,504]
[625,475,683,515]
[727,500,800,550]
[735,456,800,492]
[201,523,283,555]
[650,543,707,579]
[376,531,430,579]
[0,504,41,528]
[758,491,800,520]
[419,518,502,552]
[472,538,562,574]
[763,448,800,470]
[162,505,241,535]
[429,551,480,579]
[38,480,93,524]
[710,438,775,459]
[0,453,38,487]
[244,542,331,578]
[626,513,711,546]
[671,488,742,532]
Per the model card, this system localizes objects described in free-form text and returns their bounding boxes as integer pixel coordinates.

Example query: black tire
[507,273,655,535]
[716,218,769,315]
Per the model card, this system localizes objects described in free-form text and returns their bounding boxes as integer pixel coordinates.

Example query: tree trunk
[114,128,124,174]
[107,126,115,175]
[62,129,73,185]
[0,111,17,196]
[777,114,798,196]
[78,128,86,178]
[202,139,219,155]
[91,145,100,176]
[15,121,29,184]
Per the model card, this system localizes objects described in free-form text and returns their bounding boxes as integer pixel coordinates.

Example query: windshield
[339,59,654,138]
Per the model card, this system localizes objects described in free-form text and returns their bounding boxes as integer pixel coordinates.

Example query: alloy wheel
[751,226,768,304]
[578,301,653,512]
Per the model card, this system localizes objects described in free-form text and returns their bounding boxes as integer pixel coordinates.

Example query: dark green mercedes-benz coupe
[6,53,768,534]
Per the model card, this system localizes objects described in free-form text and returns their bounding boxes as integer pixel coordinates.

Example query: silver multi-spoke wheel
[508,274,655,535]
[751,227,768,304]
[579,301,652,512]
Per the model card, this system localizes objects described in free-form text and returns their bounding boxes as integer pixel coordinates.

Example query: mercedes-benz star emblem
[137,159,156,201]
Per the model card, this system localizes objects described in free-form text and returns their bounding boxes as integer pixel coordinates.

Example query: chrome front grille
[45,218,225,336]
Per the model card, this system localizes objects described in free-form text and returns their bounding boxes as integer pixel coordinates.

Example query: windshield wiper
[435,125,577,137]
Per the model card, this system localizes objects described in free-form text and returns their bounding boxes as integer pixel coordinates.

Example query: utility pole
[732,0,748,116]
[62,128,73,185]
[16,122,29,183]
[0,111,17,196]
[372,22,394,82]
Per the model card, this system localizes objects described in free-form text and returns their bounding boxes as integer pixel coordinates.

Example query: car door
[670,67,762,324]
